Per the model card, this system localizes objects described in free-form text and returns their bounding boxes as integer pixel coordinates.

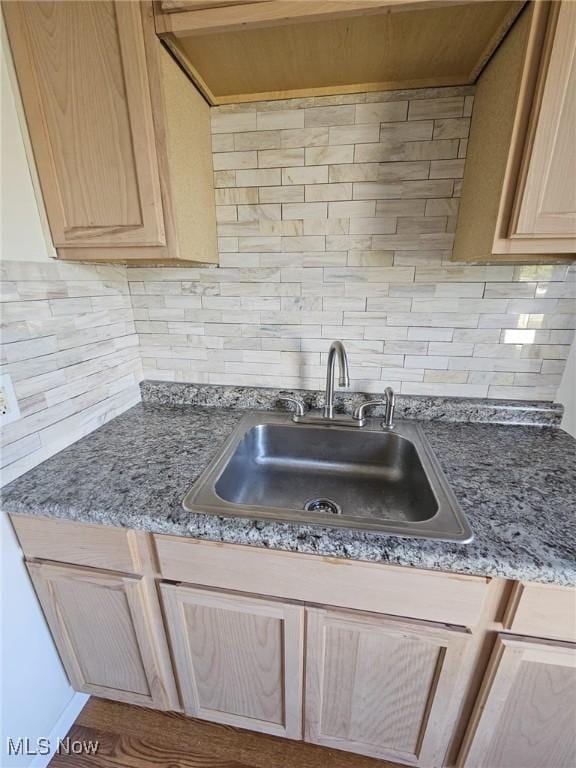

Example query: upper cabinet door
[458,634,576,768]
[511,1,576,238]
[4,1,165,249]
[305,607,471,767]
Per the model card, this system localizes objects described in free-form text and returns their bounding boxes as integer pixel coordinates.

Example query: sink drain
[304,498,342,515]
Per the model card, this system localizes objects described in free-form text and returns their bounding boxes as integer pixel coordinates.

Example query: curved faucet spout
[324,340,349,418]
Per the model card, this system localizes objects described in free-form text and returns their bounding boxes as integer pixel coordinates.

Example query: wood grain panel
[10,515,136,573]
[154,535,489,626]
[27,561,173,708]
[157,2,523,103]
[3,1,165,248]
[503,581,576,643]
[511,0,576,239]
[160,584,304,738]
[458,634,576,768]
[305,607,471,766]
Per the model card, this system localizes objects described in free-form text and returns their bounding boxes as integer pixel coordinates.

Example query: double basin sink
[183,412,473,543]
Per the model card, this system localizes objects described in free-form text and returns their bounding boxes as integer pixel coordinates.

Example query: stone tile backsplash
[132,86,575,401]
[1,261,141,482]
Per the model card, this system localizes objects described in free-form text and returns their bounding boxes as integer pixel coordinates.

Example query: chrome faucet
[323,340,350,418]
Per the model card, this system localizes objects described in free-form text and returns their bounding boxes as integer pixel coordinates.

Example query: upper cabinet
[3,1,218,264]
[453,1,576,261]
[155,0,525,105]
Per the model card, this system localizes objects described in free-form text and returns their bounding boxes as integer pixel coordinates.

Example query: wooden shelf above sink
[154,0,526,104]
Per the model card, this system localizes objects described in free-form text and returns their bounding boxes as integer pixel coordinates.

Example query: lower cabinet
[160,584,304,738]
[27,561,171,709]
[458,634,576,768]
[305,607,471,767]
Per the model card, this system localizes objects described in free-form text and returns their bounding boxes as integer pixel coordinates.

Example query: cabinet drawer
[154,535,489,626]
[10,515,137,574]
[503,581,576,642]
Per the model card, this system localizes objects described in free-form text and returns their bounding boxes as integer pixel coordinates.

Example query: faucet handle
[383,386,395,429]
[352,399,387,424]
[278,392,306,417]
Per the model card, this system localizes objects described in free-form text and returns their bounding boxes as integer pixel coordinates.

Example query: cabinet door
[160,584,304,738]
[511,1,576,239]
[305,607,470,767]
[458,634,576,768]
[4,1,165,249]
[27,561,170,709]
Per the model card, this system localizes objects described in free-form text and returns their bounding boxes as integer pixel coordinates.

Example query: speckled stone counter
[2,397,575,586]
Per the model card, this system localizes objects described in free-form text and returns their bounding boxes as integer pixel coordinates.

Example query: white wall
[557,337,576,437]
[1,34,87,768]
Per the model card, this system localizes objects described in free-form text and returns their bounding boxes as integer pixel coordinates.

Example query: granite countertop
[2,390,575,586]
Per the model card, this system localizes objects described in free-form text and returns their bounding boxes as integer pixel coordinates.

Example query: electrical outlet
[0,374,21,425]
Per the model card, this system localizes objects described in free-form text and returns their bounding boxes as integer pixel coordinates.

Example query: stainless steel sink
[183,412,473,542]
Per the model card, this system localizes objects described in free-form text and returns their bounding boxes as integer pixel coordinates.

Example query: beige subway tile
[453,179,463,197]
[424,370,468,384]
[329,124,380,145]
[212,133,235,152]
[325,234,372,251]
[448,357,541,373]
[429,159,465,178]
[237,236,282,252]
[359,298,412,313]
[280,127,329,148]
[305,145,354,165]
[424,198,459,217]
[236,168,281,187]
[405,355,449,369]
[304,105,355,126]
[218,237,239,252]
[281,236,325,252]
[355,101,408,123]
[463,95,474,118]
[513,265,569,282]
[211,111,257,133]
[468,371,514,385]
[217,220,301,236]
[303,219,349,235]
[347,251,394,266]
[214,187,259,205]
[218,253,260,268]
[330,161,430,183]
[388,312,479,327]
[488,385,556,400]
[375,199,427,216]
[372,233,454,250]
[408,97,464,120]
[458,139,468,159]
[258,148,305,168]
[213,170,236,187]
[408,327,453,341]
[328,200,376,218]
[282,202,327,220]
[220,282,300,296]
[237,204,282,221]
[397,216,447,234]
[215,205,237,223]
[323,296,366,311]
[213,151,257,171]
[305,183,352,202]
[325,267,414,283]
[379,121,434,142]
[416,265,515,282]
[432,118,471,139]
[259,185,304,203]
[256,110,304,130]
[355,139,459,163]
[282,165,328,185]
[349,218,396,235]
[353,179,453,199]
[393,250,448,267]
[234,130,281,150]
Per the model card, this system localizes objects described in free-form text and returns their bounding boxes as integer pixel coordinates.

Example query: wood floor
[50,698,405,768]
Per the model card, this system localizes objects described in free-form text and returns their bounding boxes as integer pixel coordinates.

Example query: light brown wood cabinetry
[458,634,576,768]
[3,1,218,264]
[453,1,576,262]
[305,607,471,767]
[26,561,176,709]
[160,584,304,738]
